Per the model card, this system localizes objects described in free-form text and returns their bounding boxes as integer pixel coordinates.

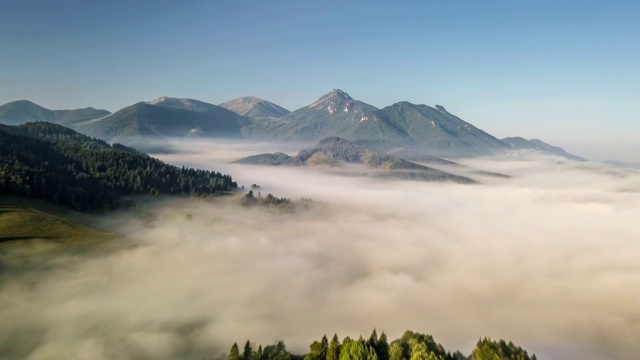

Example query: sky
[1,0,639,161]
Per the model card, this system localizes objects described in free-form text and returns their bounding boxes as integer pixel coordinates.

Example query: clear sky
[1,0,639,161]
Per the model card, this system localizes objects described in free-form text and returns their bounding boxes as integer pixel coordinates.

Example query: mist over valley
[2,137,639,360]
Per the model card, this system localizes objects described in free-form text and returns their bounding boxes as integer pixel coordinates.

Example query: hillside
[0,197,112,244]
[502,136,585,161]
[349,103,510,157]
[0,122,237,211]
[220,96,290,120]
[77,101,251,146]
[0,100,110,126]
[235,137,475,184]
[0,121,139,153]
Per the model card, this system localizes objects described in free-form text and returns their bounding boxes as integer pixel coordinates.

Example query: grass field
[0,197,118,274]
[0,196,113,245]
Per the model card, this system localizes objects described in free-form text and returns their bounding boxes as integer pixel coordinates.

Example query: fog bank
[1,140,639,360]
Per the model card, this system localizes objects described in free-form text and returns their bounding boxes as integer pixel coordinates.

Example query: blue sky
[1,0,638,161]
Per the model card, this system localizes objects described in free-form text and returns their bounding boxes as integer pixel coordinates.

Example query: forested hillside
[227,330,536,360]
[0,122,237,211]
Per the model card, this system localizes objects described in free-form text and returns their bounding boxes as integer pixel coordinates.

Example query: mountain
[0,100,110,126]
[0,122,237,211]
[77,99,251,147]
[348,103,510,157]
[239,90,512,157]
[235,137,475,184]
[241,89,378,142]
[501,137,585,161]
[220,96,290,120]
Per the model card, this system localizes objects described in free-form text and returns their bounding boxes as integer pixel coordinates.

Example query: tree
[327,334,341,360]
[321,335,329,360]
[229,343,242,360]
[369,329,378,348]
[339,337,377,360]
[389,342,404,360]
[471,338,535,360]
[376,332,389,360]
[243,340,254,360]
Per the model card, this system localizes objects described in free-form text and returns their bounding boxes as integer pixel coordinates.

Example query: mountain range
[0,90,585,160]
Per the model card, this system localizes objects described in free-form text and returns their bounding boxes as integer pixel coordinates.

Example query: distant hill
[501,137,585,161]
[77,100,251,148]
[0,100,110,126]
[0,122,237,211]
[604,160,640,169]
[220,96,290,120]
[235,136,475,184]
[241,89,378,142]
[0,121,139,154]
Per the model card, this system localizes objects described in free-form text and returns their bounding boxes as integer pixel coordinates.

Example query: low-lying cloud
[1,140,639,360]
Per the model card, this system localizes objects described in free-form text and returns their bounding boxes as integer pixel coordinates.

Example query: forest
[227,330,536,360]
[0,122,237,211]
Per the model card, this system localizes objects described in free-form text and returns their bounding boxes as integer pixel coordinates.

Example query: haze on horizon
[1,0,639,162]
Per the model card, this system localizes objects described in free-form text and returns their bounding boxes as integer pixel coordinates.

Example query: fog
[1,140,640,360]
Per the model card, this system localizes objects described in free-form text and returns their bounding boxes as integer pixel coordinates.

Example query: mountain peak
[147,96,183,105]
[434,105,447,113]
[8,99,40,106]
[241,96,267,103]
[146,97,223,113]
[308,89,354,110]
[220,96,290,119]
[327,89,352,100]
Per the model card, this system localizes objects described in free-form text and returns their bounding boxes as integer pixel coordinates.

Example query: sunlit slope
[0,197,111,243]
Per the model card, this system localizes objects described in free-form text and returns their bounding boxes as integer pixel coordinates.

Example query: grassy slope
[0,197,112,244]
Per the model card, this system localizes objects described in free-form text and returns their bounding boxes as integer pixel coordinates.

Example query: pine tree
[377,332,389,360]
[243,340,253,360]
[229,343,242,360]
[321,335,329,360]
[369,329,378,348]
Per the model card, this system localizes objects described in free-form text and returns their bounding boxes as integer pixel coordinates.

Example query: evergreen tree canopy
[229,343,242,360]
[471,339,535,360]
[0,122,237,211]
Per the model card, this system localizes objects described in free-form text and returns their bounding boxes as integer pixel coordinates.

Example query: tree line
[226,330,536,360]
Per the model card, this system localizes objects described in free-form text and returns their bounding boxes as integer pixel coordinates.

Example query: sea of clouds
[1,139,639,360]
